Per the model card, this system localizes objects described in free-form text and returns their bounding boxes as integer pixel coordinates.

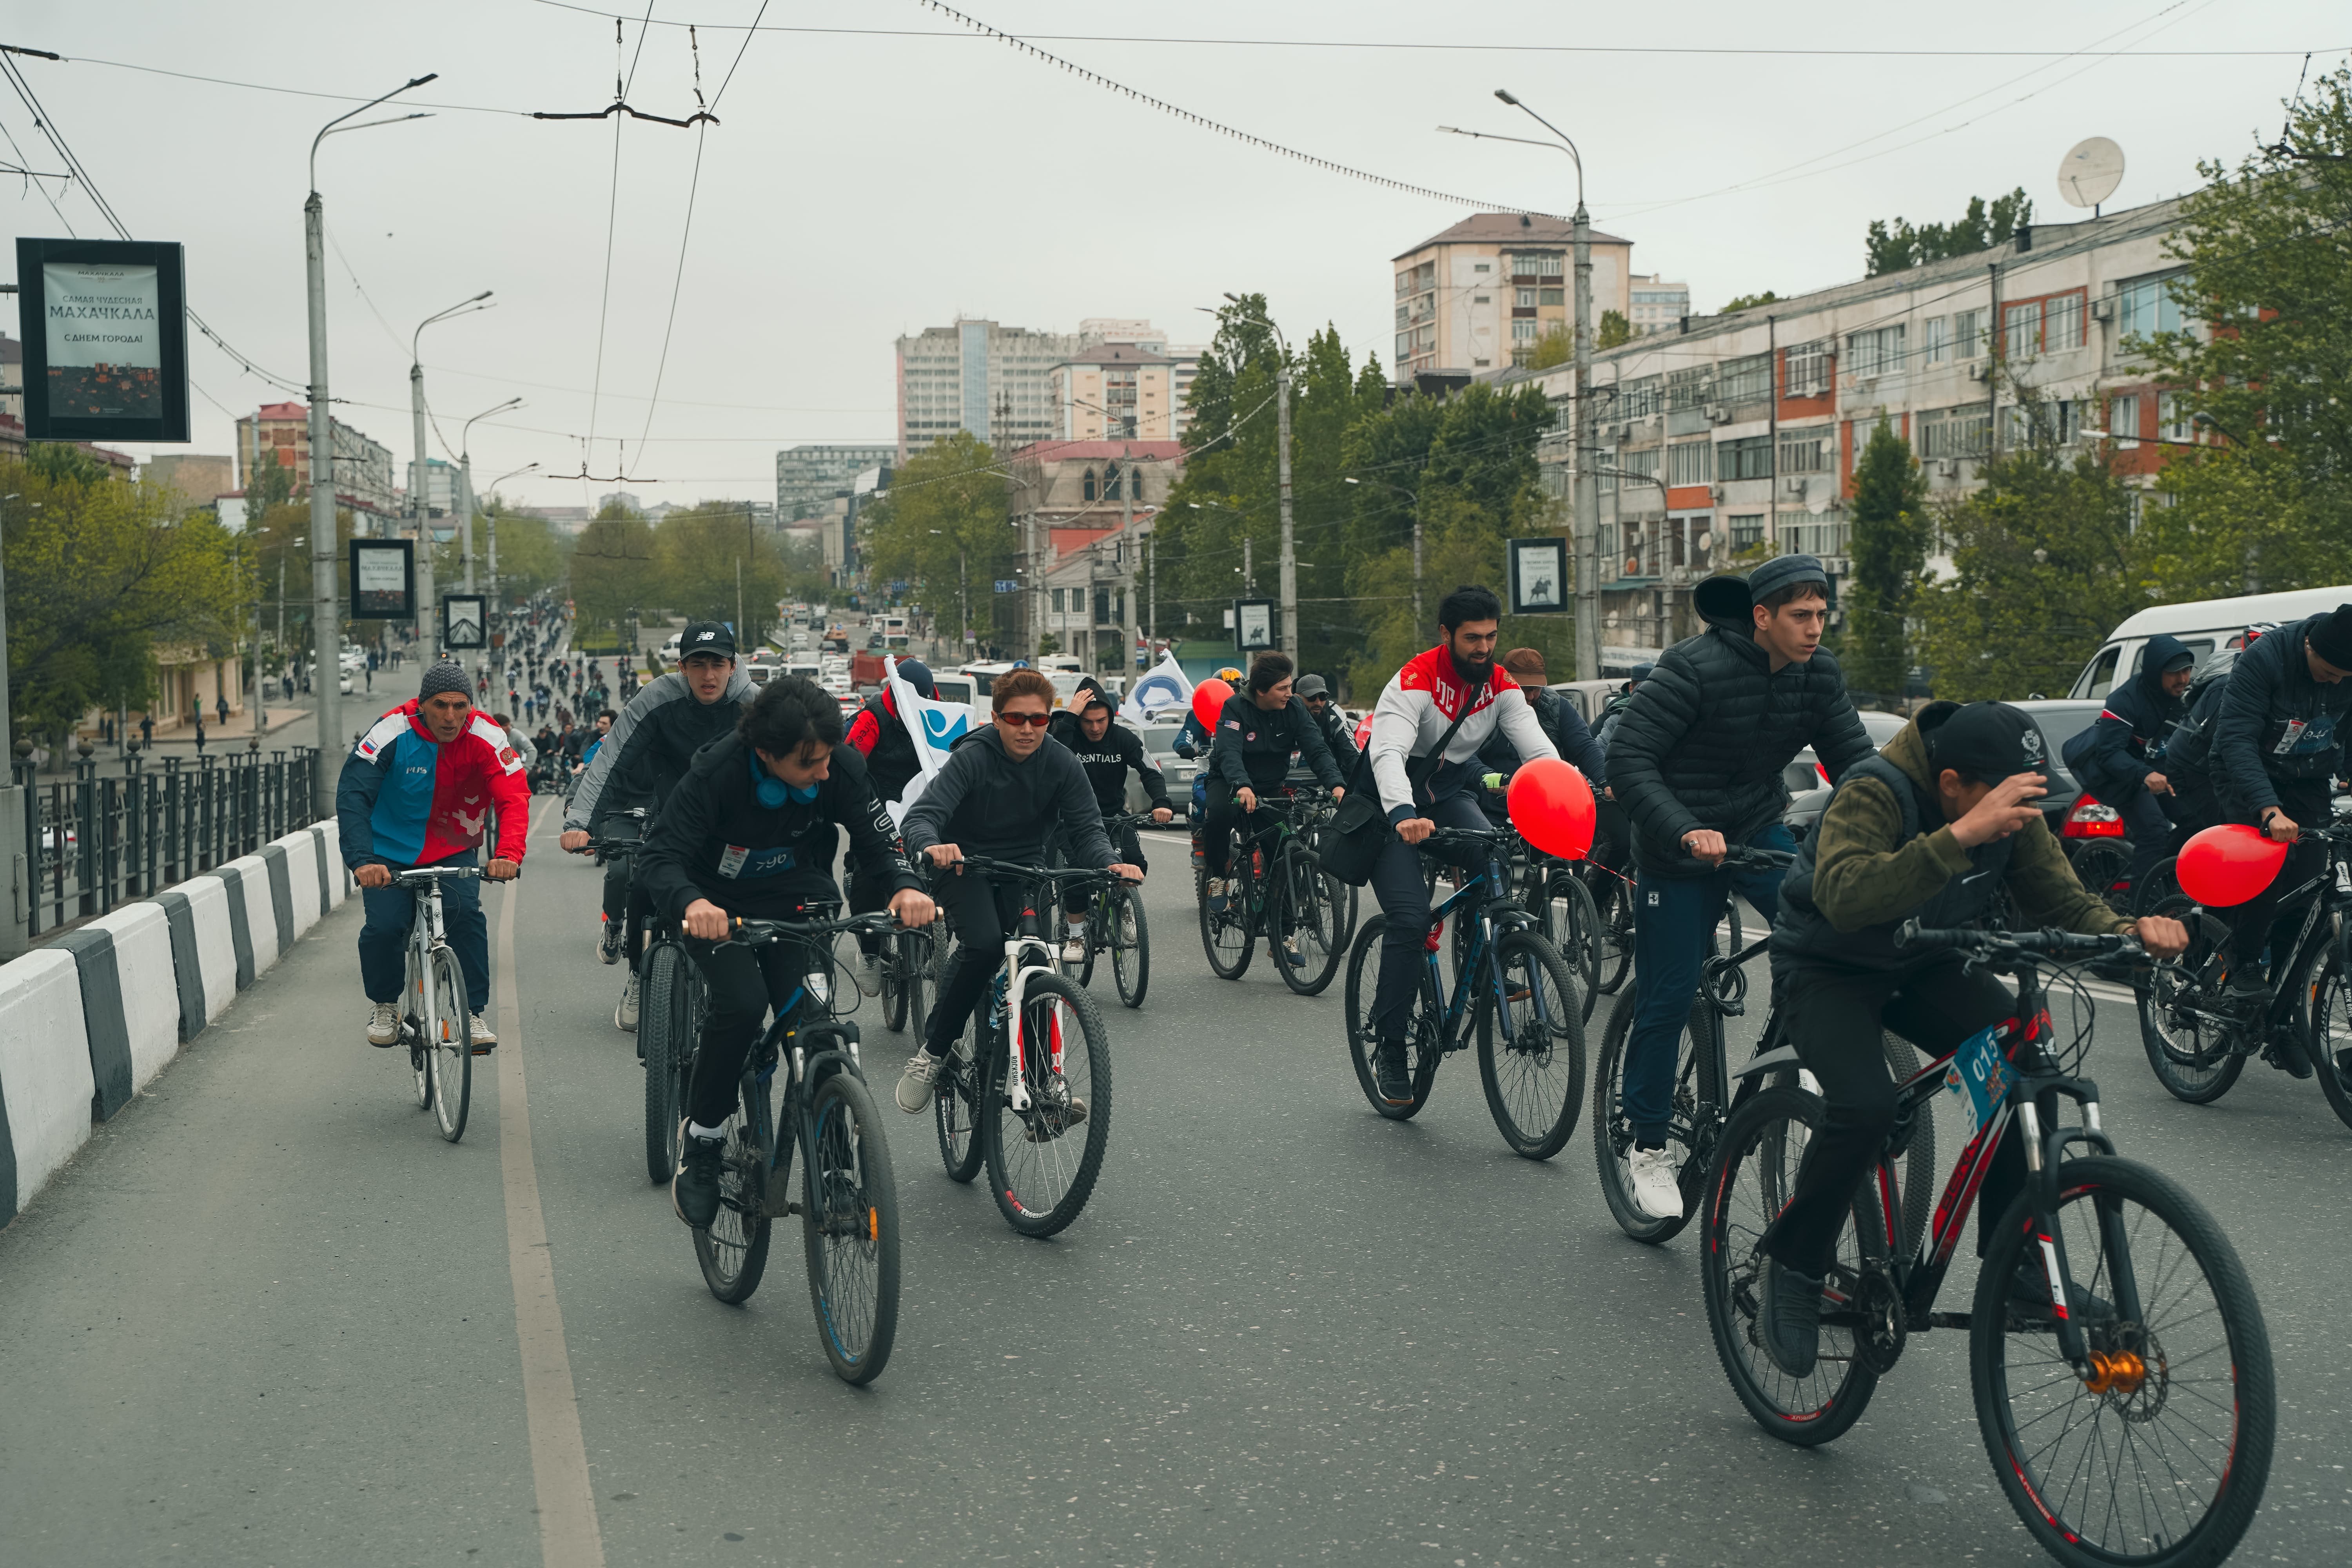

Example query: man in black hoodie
[2073,633,2194,899]
[1048,680,1173,960]
[1202,651,1345,916]
[893,668,1141,1114]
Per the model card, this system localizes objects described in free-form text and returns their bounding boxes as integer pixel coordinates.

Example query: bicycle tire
[641,941,688,1184]
[933,1020,986,1183]
[1474,929,1587,1159]
[2068,837,2137,918]
[1198,866,1254,981]
[2135,855,2182,917]
[981,972,1113,1238]
[1531,868,1604,1021]
[1588,871,1635,995]
[802,1072,901,1385]
[1271,847,1345,996]
[693,1069,775,1303]
[406,952,432,1111]
[902,931,931,1040]
[880,938,909,1032]
[2135,895,2247,1104]
[1971,1156,2274,1568]
[2306,955,2352,1134]
[1700,1084,1885,1447]
[427,947,470,1143]
[1108,884,1150,1009]
[1342,916,1440,1120]
[1590,985,1717,1244]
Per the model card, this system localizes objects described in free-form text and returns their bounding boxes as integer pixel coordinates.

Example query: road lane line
[497,800,606,1568]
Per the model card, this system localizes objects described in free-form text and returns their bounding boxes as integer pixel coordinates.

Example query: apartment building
[1392,213,1635,378]
[1499,193,2195,659]
[1627,274,1691,337]
[1049,345,1177,441]
[1005,439,1181,671]
[895,318,1201,462]
[234,401,398,527]
[775,443,895,526]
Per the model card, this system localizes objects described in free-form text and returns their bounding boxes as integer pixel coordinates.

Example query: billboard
[350,539,415,620]
[1508,537,1569,616]
[443,594,487,649]
[14,238,191,443]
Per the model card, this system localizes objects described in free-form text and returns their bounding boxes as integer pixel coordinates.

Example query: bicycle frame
[1417,834,1552,1051]
[940,858,1105,1113]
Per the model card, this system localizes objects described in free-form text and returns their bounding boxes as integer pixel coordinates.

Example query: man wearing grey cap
[1605,555,1876,1222]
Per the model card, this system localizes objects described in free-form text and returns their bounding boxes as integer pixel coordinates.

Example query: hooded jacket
[900,725,1114,869]
[2074,633,2190,804]
[1608,575,1874,875]
[1367,647,1557,825]
[563,665,758,834]
[2205,612,2352,815]
[1479,681,1608,791]
[1210,690,1345,796]
[1049,699,1173,816]
[338,699,530,869]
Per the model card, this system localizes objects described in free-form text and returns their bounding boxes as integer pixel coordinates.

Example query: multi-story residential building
[1076,319,1205,441]
[1498,193,2197,662]
[1049,345,1176,441]
[235,401,398,528]
[775,443,895,525]
[895,318,1200,461]
[143,453,236,508]
[1627,274,1690,337]
[1005,439,1182,671]
[1393,213,1635,378]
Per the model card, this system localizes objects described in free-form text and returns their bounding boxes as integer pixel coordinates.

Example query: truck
[851,651,891,689]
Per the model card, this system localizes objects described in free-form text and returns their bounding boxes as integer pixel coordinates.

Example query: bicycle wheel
[2305,953,2352,1134]
[1342,916,1441,1120]
[2135,896,2246,1104]
[1531,868,1603,1021]
[880,938,909,1032]
[1198,865,1254,980]
[2135,855,2182,916]
[426,947,470,1143]
[1107,884,1150,1009]
[1971,1156,2274,1568]
[1474,929,1586,1160]
[981,972,1113,1237]
[1700,1084,1885,1447]
[933,1021,986,1183]
[641,942,690,1183]
[1049,888,1099,987]
[2069,838,2137,918]
[802,1071,900,1385]
[693,1068,775,1303]
[1591,985,1719,1243]
[1270,848,1345,996]
[897,930,931,1040]
[1588,871,1635,995]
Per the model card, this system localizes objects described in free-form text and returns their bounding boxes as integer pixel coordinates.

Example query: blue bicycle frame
[1415,829,1560,1049]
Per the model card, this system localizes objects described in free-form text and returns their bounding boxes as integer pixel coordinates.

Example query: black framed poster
[15,237,191,443]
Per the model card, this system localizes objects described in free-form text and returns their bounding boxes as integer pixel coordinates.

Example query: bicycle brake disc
[1854,1270,1908,1375]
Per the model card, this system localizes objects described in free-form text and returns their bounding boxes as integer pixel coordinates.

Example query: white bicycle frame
[999,932,1064,1113]
[397,867,474,1046]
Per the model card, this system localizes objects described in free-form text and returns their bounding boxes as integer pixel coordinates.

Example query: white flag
[884,656,981,828]
[1120,650,1192,727]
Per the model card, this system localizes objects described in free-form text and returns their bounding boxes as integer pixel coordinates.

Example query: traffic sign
[993,579,1019,593]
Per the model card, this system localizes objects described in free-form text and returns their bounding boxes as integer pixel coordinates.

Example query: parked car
[1133,720,1194,816]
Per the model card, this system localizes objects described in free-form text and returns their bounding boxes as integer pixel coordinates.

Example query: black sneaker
[1760,1258,1824,1378]
[671,1129,726,1229]
[2009,1258,2112,1323]
[1374,1040,1414,1105]
[2267,1030,2316,1080]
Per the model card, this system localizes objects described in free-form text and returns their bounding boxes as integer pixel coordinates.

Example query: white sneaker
[1205,877,1229,914]
[1118,902,1139,945]
[366,1001,400,1047]
[896,1049,942,1113]
[469,1011,498,1049]
[1061,926,1088,965]
[615,972,640,1032]
[851,952,883,998]
[1626,1145,1684,1220]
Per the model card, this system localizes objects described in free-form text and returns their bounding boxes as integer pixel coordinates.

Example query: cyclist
[892,668,1142,1115]
[1754,700,2188,1377]
[339,661,527,1050]
[1201,651,1346,924]
[1294,673,1356,760]
[1607,557,1876,1220]
[561,624,756,1033]
[1049,679,1175,960]
[842,657,939,996]
[1173,667,1245,760]
[1477,648,1607,811]
[1365,586,1559,1102]
[1592,661,1653,761]
[636,675,936,1228]
[2070,633,2194,902]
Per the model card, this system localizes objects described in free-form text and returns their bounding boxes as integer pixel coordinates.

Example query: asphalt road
[4,813,2350,1567]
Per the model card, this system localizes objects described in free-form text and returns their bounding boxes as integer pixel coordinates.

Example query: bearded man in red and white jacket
[1361,584,1558,1104]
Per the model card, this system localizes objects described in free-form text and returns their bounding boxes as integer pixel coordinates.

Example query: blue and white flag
[1121,650,1192,727]
[884,656,981,828]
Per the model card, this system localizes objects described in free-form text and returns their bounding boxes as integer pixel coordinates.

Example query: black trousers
[1368,790,1493,1041]
[923,872,1033,1057]
[2220,779,2329,981]
[1761,956,2024,1277]
[1200,778,1284,877]
[846,842,899,954]
[1063,820,1145,915]
[682,937,811,1127]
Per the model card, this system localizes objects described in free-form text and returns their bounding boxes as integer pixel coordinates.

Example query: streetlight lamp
[1210,296,1298,663]
[307,73,436,815]
[409,291,494,658]
[1343,476,1424,632]
[457,396,521,595]
[481,461,539,610]
[1441,89,1598,682]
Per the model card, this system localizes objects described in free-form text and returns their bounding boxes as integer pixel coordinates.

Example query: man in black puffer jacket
[1606,555,1874,1221]
[2071,633,2194,900]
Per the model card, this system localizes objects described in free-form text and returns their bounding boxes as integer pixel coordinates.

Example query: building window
[1539,288,1564,307]
[1051,588,1066,612]
[1512,319,1538,342]
[1720,355,1772,406]
[1507,252,1563,278]
[1922,316,1949,364]
[1728,514,1765,551]
[1474,261,1490,273]
[2158,391,2192,443]
[1666,365,1715,412]
[1619,376,1663,419]
[1845,325,1907,378]
[2045,291,2084,352]
[1718,434,1773,480]
[1669,439,1714,487]
[1778,432,1829,472]
[1954,308,1986,359]
[2004,301,2042,358]
[2109,392,2141,446]
[1082,470,1097,501]
[1517,289,1537,308]
[1472,294,1490,305]
[1782,339,1831,397]
[1919,405,1992,461]
[2116,271,2192,341]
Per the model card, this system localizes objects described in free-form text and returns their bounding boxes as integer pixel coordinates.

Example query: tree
[860,431,1013,647]
[1844,417,1929,702]
[568,501,656,642]
[1720,291,1780,313]
[480,505,570,604]
[1866,189,2032,277]
[1528,325,1574,368]
[655,501,793,648]
[1596,310,1632,350]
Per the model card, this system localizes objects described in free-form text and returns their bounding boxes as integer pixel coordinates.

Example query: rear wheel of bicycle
[880,939,910,1032]
[1343,916,1441,1120]
[1270,848,1346,996]
[1107,884,1150,1009]
[1474,929,1586,1159]
[641,942,690,1183]
[1530,868,1604,1021]
[427,947,470,1143]
[1591,984,1719,1243]
[2135,895,2246,1104]
[1588,871,1635,995]
[1049,887,1100,988]
[802,1072,900,1385]
[933,1017,986,1183]
[1198,864,1254,980]
[2305,955,2352,1134]
[1701,1084,1885,1447]
[982,973,1113,1237]
[1971,1156,2274,1568]
[2069,838,2137,917]
[2135,855,2182,917]
[694,1071,775,1304]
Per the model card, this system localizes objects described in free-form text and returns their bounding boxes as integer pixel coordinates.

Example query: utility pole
[1243,535,1254,594]
[1121,444,1137,678]
[1275,356,1297,663]
[305,187,343,812]
[410,361,434,658]
[1571,198,1599,682]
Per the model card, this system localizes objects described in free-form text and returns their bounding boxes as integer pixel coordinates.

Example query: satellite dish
[2058,137,2125,214]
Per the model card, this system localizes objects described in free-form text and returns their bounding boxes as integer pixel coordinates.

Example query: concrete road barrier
[219,854,280,976]
[78,904,182,1098]
[0,949,96,1226]
[312,820,350,909]
[270,831,323,939]
[156,877,239,1037]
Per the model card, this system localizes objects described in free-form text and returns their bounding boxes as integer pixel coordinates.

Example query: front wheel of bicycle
[1530,867,1603,1021]
[933,1020,986,1183]
[1971,1156,2274,1568]
[1107,884,1150,1009]
[693,1071,775,1304]
[1588,870,1636,995]
[880,939,910,1032]
[802,1072,900,1385]
[1474,929,1586,1160]
[1343,916,1440,1120]
[1198,865,1254,981]
[641,941,690,1183]
[2135,895,2247,1104]
[1049,888,1100,989]
[2307,953,2352,1134]
[426,946,470,1143]
[1591,984,1719,1244]
[981,973,1113,1238]
[1270,848,1345,996]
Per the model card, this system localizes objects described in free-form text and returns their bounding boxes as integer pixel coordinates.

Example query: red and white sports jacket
[339,701,531,869]
[1368,646,1557,824]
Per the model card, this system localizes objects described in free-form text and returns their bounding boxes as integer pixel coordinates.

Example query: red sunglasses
[997,710,1053,728]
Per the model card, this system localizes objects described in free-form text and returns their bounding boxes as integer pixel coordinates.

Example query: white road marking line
[497,798,606,1568]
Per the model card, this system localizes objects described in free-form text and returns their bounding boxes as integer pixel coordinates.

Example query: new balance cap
[678,621,737,659]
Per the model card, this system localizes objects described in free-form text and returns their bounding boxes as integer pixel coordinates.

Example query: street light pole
[306,74,437,815]
[458,397,521,598]
[409,291,492,660]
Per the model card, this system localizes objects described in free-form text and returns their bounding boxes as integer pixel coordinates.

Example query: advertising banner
[15,238,190,443]
[350,540,415,620]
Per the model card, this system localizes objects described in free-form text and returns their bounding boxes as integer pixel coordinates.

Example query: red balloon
[1507,757,1598,861]
[1190,677,1233,729]
[2175,822,2288,907]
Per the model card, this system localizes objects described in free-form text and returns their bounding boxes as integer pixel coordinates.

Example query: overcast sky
[7,0,2343,509]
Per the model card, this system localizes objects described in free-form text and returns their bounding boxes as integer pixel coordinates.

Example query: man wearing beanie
[1752,700,2188,1379]
[1604,555,1875,1221]
[339,661,529,1049]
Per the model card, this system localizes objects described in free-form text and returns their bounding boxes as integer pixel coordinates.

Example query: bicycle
[386,864,495,1144]
[876,919,936,1038]
[684,908,901,1385]
[1588,846,1941,1246]
[2140,817,2352,1130]
[1701,920,2275,1568]
[1049,810,1156,1009]
[1514,843,1603,1020]
[1198,788,1349,996]
[924,854,1120,1237]
[1340,826,1586,1159]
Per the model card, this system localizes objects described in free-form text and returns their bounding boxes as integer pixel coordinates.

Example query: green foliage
[1720,291,1780,314]
[568,502,657,641]
[1845,418,1929,700]
[655,501,794,649]
[1866,189,2033,276]
[483,506,570,604]
[1528,325,1574,368]
[860,431,1014,645]
[1596,310,1632,350]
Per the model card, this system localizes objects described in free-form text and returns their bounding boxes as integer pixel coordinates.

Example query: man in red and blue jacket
[338,661,528,1049]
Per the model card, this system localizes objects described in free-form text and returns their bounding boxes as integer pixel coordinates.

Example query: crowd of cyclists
[327,568,2352,1567]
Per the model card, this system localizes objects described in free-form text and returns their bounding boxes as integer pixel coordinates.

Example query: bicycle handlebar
[927,853,1141,885]
[1719,846,1797,870]
[727,911,901,947]
[390,865,489,885]
[1896,918,2138,960]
